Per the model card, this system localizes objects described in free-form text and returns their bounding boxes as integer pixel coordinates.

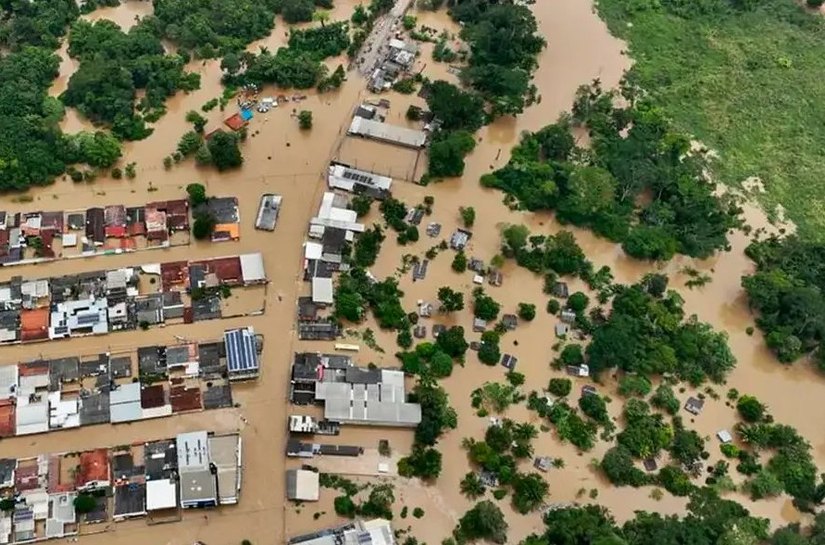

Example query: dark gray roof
[344,367,381,385]
[0,458,15,484]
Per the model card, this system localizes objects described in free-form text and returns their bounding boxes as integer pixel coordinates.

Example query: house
[417,301,432,318]
[255,194,282,231]
[555,323,568,338]
[501,314,518,331]
[432,324,446,338]
[288,519,397,545]
[501,354,518,370]
[286,469,320,502]
[413,325,426,339]
[426,223,441,237]
[468,258,485,273]
[327,164,392,199]
[488,269,503,287]
[717,430,733,444]
[552,282,569,298]
[581,385,597,397]
[566,364,589,377]
[224,327,260,381]
[472,318,487,332]
[76,449,110,491]
[643,458,658,472]
[176,431,218,508]
[534,457,551,472]
[560,309,577,323]
[684,397,704,415]
[450,229,472,250]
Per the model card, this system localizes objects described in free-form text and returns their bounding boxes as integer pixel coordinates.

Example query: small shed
[581,385,597,397]
[224,113,247,131]
[684,397,704,415]
[501,314,518,331]
[555,323,568,338]
[552,282,569,298]
[560,310,577,324]
[717,430,733,444]
[472,318,487,332]
[534,457,551,472]
[501,354,518,370]
[286,469,320,502]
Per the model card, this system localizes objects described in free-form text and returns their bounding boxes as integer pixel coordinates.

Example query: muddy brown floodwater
[2,0,822,543]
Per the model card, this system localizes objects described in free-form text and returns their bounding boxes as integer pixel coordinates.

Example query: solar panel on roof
[225,328,259,374]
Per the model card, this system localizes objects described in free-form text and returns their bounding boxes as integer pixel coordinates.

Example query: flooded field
[2,0,824,543]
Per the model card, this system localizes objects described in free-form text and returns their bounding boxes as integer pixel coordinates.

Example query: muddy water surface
[3,0,822,543]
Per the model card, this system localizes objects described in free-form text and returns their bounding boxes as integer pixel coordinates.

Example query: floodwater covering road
[1,0,820,544]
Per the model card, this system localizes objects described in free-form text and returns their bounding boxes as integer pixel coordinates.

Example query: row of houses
[0,327,260,439]
[0,431,242,543]
[0,253,266,344]
[0,200,190,267]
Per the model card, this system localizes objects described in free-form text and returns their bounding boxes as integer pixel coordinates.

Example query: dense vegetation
[587,279,736,384]
[596,0,825,238]
[152,0,332,57]
[483,84,741,261]
[334,268,406,330]
[398,379,458,479]
[743,235,825,364]
[223,23,348,91]
[63,18,200,139]
[420,0,544,180]
[520,492,789,545]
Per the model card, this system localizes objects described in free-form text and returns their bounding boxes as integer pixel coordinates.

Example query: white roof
[110,382,140,404]
[21,280,49,299]
[16,401,48,436]
[329,207,358,224]
[146,479,177,511]
[0,366,17,398]
[287,469,320,501]
[305,241,324,260]
[177,431,210,470]
[348,117,427,149]
[327,164,392,193]
[61,233,77,247]
[240,253,266,283]
[48,392,79,429]
[312,277,334,304]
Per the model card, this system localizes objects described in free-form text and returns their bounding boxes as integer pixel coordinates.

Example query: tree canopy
[482,81,741,261]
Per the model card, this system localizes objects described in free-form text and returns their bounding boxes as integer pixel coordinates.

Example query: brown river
[1,0,820,543]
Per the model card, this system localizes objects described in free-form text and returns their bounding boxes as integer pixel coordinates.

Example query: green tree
[186,183,208,207]
[548,378,572,397]
[178,130,203,156]
[428,130,476,178]
[72,131,122,168]
[737,395,766,423]
[334,495,357,518]
[601,446,649,487]
[398,446,442,480]
[438,286,465,312]
[207,130,243,171]
[478,331,501,365]
[192,212,216,240]
[518,303,536,321]
[186,110,207,133]
[460,472,486,499]
[512,473,549,514]
[473,289,501,321]
[452,251,468,272]
[298,110,313,129]
[73,494,96,514]
[436,326,469,358]
[350,195,373,217]
[454,501,508,545]
[617,375,652,398]
[460,206,476,227]
[567,292,590,312]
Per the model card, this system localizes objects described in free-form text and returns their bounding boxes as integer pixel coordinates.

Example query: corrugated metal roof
[224,328,259,376]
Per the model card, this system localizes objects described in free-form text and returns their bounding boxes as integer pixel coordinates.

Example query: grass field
[595,0,825,237]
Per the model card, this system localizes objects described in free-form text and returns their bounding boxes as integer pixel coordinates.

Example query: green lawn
[596,0,825,237]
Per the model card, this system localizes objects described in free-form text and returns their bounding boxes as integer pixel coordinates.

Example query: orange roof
[21,308,49,342]
[0,401,14,438]
[76,449,110,487]
[223,114,246,131]
[212,223,240,241]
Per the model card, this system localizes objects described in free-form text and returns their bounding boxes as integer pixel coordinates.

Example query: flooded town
[2,0,825,544]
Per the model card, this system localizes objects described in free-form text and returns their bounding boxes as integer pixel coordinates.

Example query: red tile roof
[76,449,110,487]
[20,308,49,342]
[223,114,246,131]
[0,400,15,438]
[161,261,188,289]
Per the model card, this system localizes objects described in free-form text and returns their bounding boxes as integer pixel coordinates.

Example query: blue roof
[224,328,259,375]
[240,109,253,122]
